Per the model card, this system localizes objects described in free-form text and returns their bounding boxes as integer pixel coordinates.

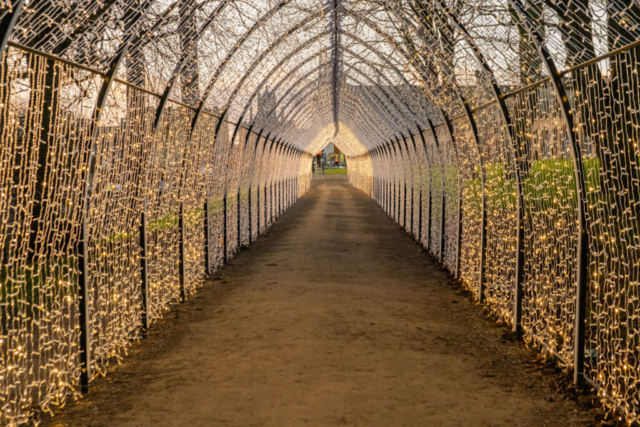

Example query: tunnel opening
[0,0,638,424]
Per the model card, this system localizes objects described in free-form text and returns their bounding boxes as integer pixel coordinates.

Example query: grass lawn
[324,168,348,175]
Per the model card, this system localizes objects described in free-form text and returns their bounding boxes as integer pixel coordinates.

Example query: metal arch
[331,67,405,133]
[508,0,590,387]
[435,0,526,309]
[458,94,488,302]
[76,0,157,392]
[275,58,413,136]
[226,113,247,191]
[341,48,414,129]
[336,88,393,147]
[381,1,465,115]
[250,66,324,128]
[264,67,393,137]
[327,94,387,149]
[256,64,386,150]
[399,133,413,231]
[339,32,425,123]
[236,32,332,122]
[389,138,402,222]
[282,48,420,140]
[406,131,420,238]
[276,81,392,148]
[340,7,433,115]
[330,0,342,136]
[259,62,401,142]
[383,142,394,215]
[247,128,264,244]
[91,2,156,128]
[154,0,231,128]
[396,3,488,292]
[190,0,307,130]
[426,117,447,263]
[250,51,410,139]
[414,123,432,246]
[0,0,24,58]
[438,110,463,280]
[218,12,332,118]
[382,144,395,215]
[272,84,390,150]
[232,18,435,138]
[390,139,402,221]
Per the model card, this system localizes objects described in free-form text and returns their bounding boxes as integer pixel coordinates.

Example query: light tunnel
[1,0,640,424]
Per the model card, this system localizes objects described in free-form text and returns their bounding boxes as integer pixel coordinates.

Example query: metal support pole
[404,181,408,229]
[0,0,24,58]
[248,187,253,244]
[427,190,432,251]
[78,215,91,394]
[437,0,525,311]
[440,114,463,279]
[278,180,282,216]
[440,193,446,263]
[509,0,590,386]
[410,186,414,237]
[223,193,228,263]
[257,185,261,236]
[140,211,150,330]
[237,190,241,249]
[179,202,186,302]
[418,188,423,242]
[204,200,210,274]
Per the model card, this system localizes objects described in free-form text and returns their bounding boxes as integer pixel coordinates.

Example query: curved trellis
[1,0,640,424]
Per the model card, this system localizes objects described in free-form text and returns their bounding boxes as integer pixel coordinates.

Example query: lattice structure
[1,0,640,424]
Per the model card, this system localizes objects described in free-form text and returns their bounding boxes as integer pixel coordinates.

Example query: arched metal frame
[434,0,526,327]
[0,0,620,421]
[508,0,590,387]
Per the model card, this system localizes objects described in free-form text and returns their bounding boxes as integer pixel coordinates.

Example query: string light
[1,0,640,424]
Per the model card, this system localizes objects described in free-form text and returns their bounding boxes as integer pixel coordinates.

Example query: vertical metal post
[204,199,210,274]
[440,192,446,263]
[427,190,432,251]
[237,190,241,249]
[223,193,228,263]
[248,187,253,244]
[257,185,261,236]
[78,215,91,394]
[270,183,274,223]
[410,186,414,237]
[385,177,389,214]
[418,188,422,242]
[140,211,150,330]
[437,0,527,311]
[392,179,396,220]
[179,202,186,302]
[440,113,463,279]
[508,0,590,385]
[404,181,408,229]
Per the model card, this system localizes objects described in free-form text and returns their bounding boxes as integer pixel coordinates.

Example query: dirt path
[46,176,595,427]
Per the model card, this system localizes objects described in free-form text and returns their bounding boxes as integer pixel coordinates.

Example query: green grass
[324,168,348,175]
[1,257,76,316]
[0,196,231,308]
